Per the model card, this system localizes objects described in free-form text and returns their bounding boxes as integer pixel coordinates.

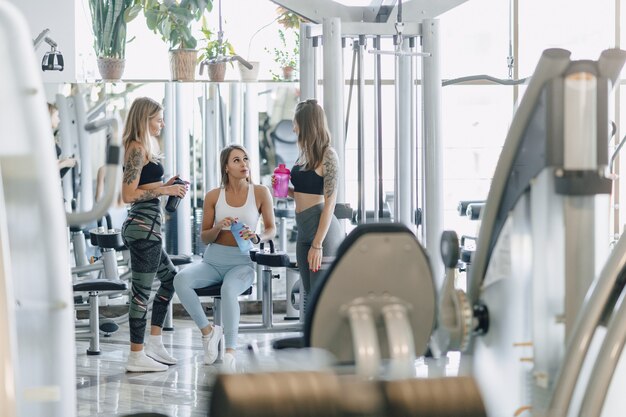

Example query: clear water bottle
[165,178,186,213]
[230,221,254,254]
[273,164,290,198]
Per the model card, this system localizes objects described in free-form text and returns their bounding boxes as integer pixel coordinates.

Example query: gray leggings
[296,204,343,302]
[121,200,176,344]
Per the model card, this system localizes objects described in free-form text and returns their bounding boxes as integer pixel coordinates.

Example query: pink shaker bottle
[273,164,290,198]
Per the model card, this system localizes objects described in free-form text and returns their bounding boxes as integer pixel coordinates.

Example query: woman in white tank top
[174,145,275,373]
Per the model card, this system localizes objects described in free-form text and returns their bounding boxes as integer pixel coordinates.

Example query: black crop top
[138,161,164,185]
[290,164,324,195]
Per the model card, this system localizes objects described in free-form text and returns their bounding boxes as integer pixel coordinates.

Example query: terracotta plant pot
[169,49,198,81]
[238,61,260,82]
[208,62,227,82]
[282,65,295,81]
[97,57,125,81]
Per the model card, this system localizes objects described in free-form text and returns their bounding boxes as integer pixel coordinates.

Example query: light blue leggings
[174,243,254,349]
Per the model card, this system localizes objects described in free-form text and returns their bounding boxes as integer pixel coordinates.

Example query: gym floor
[75,316,462,416]
[76,317,301,417]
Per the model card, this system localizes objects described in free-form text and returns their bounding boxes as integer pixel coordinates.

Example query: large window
[74,0,626,241]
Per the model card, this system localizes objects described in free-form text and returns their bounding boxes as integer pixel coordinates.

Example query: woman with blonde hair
[120,97,188,372]
[175,145,275,373]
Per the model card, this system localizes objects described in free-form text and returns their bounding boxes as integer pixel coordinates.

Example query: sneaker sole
[145,351,177,366]
[126,364,168,372]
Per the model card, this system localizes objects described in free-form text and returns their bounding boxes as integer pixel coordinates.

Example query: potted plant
[131,0,213,81]
[266,28,299,81]
[89,0,136,80]
[198,22,235,82]
[238,18,275,82]
[265,7,304,81]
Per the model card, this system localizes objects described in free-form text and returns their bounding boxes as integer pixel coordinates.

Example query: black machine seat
[89,228,125,250]
[195,284,253,298]
[73,279,127,293]
[170,254,193,266]
[304,223,436,364]
[254,241,291,268]
[274,206,295,219]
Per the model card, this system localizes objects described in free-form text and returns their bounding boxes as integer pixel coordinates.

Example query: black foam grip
[107,145,121,165]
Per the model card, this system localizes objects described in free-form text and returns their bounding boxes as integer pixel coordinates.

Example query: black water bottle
[165,178,186,213]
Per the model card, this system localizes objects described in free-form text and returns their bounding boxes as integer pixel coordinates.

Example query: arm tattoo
[123,147,144,186]
[133,189,160,203]
[323,149,338,199]
[123,147,161,203]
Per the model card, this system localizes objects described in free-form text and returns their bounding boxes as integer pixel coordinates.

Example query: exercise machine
[0,4,124,414]
[305,223,436,378]
[434,48,626,416]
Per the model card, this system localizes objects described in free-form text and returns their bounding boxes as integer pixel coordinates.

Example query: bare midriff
[294,192,324,214]
[214,230,237,247]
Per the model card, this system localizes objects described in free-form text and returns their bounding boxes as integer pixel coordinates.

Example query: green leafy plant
[263,7,305,80]
[130,0,213,50]
[198,22,235,62]
[89,0,136,59]
[275,7,303,30]
[265,29,299,80]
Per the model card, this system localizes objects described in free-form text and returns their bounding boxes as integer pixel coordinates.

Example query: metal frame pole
[55,93,76,206]
[357,35,366,223]
[204,84,220,191]
[373,36,382,221]
[243,83,260,184]
[163,83,175,183]
[396,39,413,226]
[323,17,345,203]
[300,23,316,100]
[74,89,93,212]
[229,83,241,144]
[175,83,192,255]
[422,19,444,286]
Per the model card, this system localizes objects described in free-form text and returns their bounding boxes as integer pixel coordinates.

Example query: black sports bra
[138,161,164,185]
[290,164,324,195]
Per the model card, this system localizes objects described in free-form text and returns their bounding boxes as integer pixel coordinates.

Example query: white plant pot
[238,61,260,82]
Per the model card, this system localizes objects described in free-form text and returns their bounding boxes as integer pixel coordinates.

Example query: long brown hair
[294,99,331,170]
[122,97,163,162]
[220,145,252,188]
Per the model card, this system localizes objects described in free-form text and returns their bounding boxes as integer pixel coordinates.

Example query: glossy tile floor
[75,312,462,417]
[75,314,328,417]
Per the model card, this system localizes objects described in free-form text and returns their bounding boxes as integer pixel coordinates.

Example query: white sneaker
[126,351,168,372]
[222,352,237,373]
[202,325,223,365]
[145,341,177,365]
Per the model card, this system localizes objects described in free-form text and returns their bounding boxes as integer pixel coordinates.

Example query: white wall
[6,0,297,82]
[7,0,84,83]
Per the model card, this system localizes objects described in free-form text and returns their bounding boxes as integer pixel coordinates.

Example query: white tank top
[214,184,260,231]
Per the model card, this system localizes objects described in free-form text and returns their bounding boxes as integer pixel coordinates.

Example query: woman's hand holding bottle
[237,223,258,243]
[164,176,188,197]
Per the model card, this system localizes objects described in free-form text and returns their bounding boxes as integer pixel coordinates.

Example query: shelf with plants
[89,0,137,80]
[265,7,305,81]
[197,20,235,82]
[129,0,213,81]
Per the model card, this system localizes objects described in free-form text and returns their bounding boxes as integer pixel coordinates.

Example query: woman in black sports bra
[274,99,343,308]
[120,97,188,373]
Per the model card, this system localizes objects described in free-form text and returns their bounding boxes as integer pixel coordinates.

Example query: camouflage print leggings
[121,200,176,344]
